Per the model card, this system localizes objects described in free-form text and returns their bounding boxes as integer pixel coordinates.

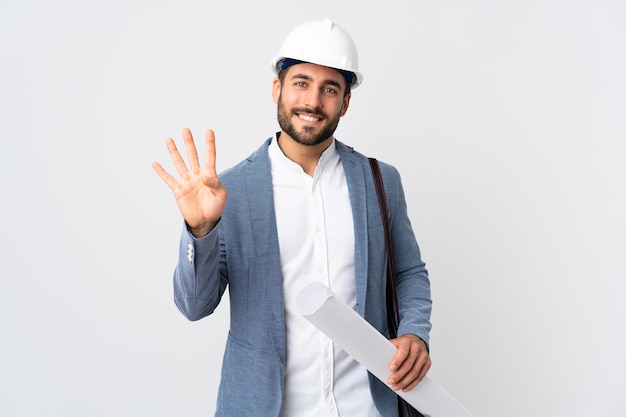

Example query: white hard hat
[270,18,363,88]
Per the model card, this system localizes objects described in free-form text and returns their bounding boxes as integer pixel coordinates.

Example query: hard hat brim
[270,55,363,88]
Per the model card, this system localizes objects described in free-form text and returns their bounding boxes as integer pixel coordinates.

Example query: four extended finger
[152,161,179,191]
[182,128,201,172]
[166,137,190,177]
[204,129,217,176]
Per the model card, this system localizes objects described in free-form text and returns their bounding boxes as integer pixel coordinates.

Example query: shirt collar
[269,133,338,176]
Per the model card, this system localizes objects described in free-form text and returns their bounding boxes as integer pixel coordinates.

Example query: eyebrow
[290,73,344,91]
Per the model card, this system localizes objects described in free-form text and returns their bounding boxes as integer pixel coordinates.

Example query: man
[152,18,432,417]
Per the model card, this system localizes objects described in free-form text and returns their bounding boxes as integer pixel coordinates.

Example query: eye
[295,81,307,88]
[323,87,338,95]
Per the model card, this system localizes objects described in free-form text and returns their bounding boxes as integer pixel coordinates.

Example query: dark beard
[277,97,341,146]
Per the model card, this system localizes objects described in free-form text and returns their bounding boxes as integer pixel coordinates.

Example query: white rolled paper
[296,281,473,417]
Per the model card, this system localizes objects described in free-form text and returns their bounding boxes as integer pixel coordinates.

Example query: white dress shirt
[270,136,382,417]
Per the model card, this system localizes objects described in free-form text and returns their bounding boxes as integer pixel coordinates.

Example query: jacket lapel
[241,138,286,364]
[336,141,370,318]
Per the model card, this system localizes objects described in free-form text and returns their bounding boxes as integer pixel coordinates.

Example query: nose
[303,88,322,109]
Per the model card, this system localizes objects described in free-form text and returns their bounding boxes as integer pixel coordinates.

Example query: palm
[153,128,227,236]
[173,165,224,226]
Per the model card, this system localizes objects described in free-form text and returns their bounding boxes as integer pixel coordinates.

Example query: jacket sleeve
[172,222,228,321]
[385,165,433,349]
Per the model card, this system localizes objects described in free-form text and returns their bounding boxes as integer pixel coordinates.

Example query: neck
[276,132,333,176]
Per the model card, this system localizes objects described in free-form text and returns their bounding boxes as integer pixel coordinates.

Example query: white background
[1,1,625,416]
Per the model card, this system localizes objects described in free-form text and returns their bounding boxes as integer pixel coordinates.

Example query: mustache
[292,107,326,118]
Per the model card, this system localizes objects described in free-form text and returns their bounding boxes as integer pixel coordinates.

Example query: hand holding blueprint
[296,281,474,417]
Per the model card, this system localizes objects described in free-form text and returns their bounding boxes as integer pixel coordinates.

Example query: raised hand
[152,128,227,238]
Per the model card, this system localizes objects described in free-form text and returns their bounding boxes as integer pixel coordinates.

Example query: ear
[340,93,351,117]
[272,77,281,104]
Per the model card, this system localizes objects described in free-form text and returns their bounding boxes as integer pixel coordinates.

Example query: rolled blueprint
[296,281,473,417]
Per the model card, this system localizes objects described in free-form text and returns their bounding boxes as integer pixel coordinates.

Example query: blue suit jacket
[173,138,432,417]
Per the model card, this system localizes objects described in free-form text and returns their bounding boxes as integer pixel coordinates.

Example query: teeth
[299,114,320,122]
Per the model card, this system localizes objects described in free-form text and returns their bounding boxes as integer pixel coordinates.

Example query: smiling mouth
[297,112,323,123]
